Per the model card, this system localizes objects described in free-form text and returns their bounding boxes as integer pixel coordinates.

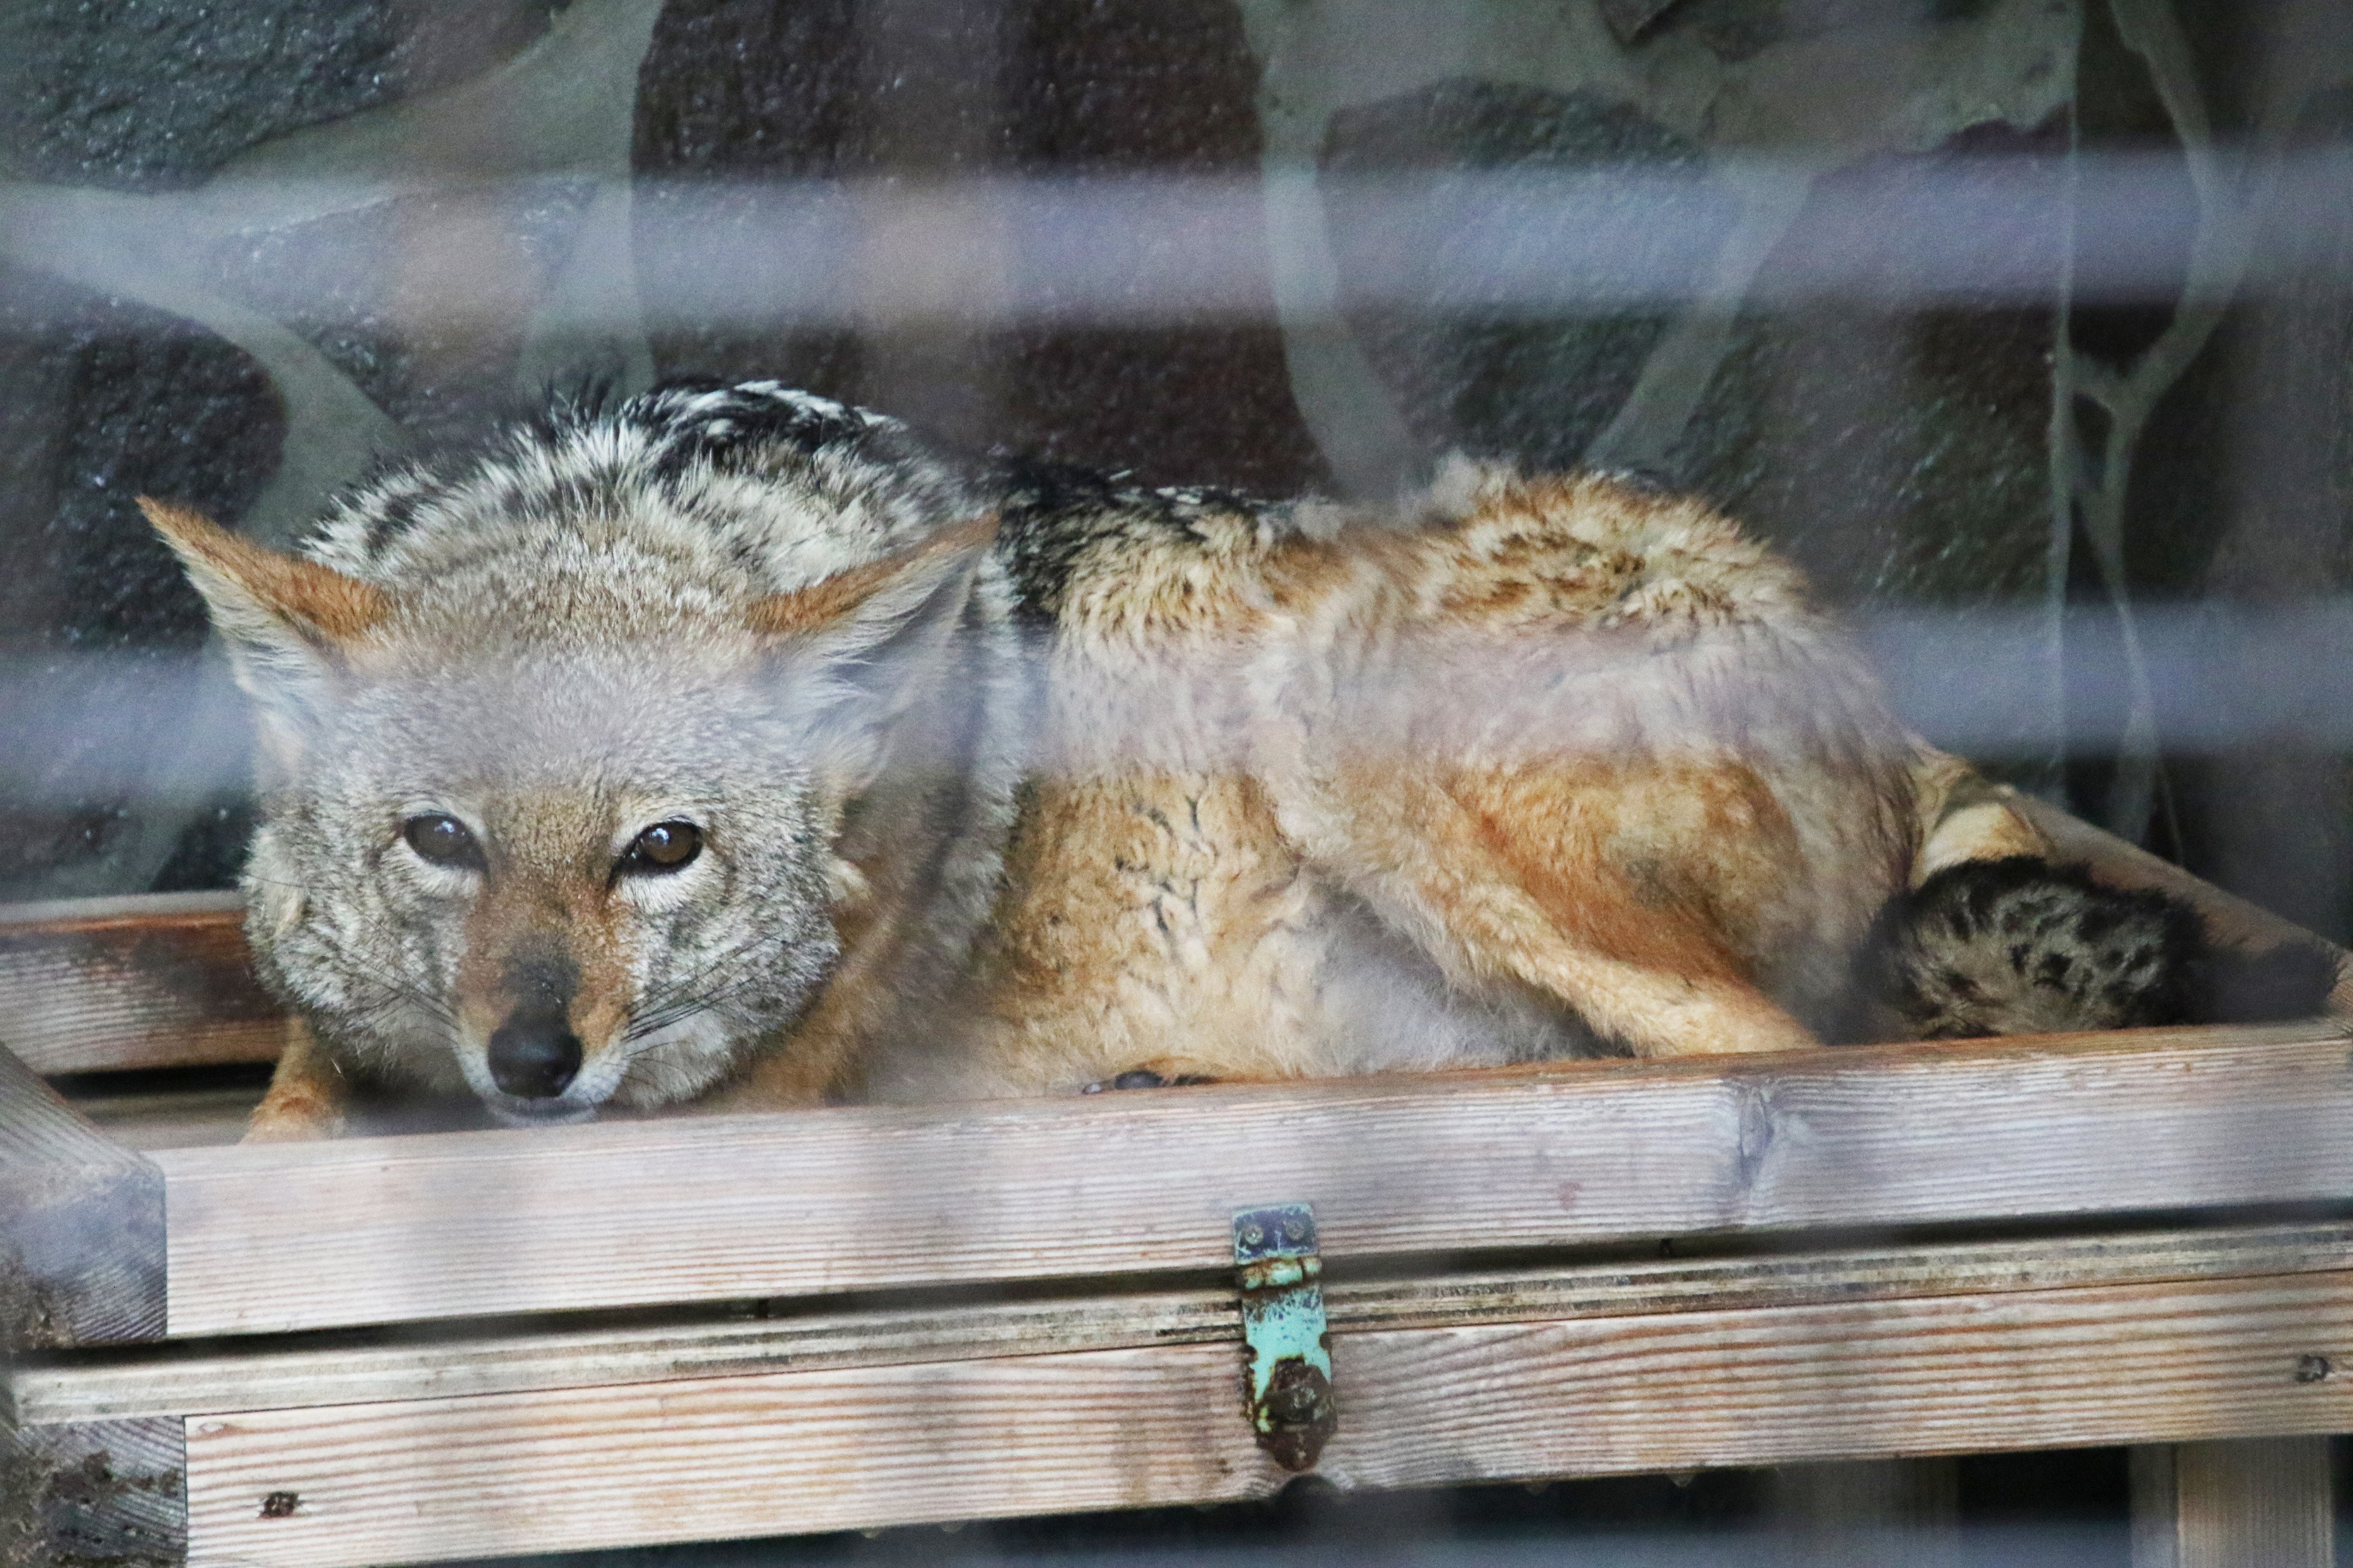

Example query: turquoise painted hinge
[1233,1203,1338,1471]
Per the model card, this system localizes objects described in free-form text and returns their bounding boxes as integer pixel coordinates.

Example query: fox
[142,379,2319,1139]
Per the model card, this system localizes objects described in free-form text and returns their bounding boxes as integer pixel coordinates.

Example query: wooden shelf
[6,805,2350,1566]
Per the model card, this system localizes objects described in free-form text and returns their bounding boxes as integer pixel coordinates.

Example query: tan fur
[450,811,636,1061]
[1910,751,2053,876]
[164,402,2049,1137]
[876,466,1973,1100]
[244,1019,349,1141]
[140,499,389,646]
[742,516,999,640]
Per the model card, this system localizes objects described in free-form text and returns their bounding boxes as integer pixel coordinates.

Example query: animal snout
[486,951,585,1099]
[487,1009,584,1099]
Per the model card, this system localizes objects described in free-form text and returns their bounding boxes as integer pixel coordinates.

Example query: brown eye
[623,820,703,874]
[402,813,484,870]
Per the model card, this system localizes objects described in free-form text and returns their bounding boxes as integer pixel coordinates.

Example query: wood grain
[67,1084,262,1154]
[19,1219,2348,1425]
[0,893,280,1077]
[179,1268,2353,1568]
[1766,1458,1959,1568]
[2172,1437,2334,1568]
[2132,1436,2336,1568]
[0,1046,166,1352]
[1,1415,185,1567]
[157,1021,2353,1337]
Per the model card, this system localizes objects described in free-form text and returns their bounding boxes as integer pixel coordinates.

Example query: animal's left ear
[744,515,998,789]
[140,497,390,725]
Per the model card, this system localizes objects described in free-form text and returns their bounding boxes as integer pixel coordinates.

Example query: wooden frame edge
[1,1415,186,1568]
[0,1045,167,1352]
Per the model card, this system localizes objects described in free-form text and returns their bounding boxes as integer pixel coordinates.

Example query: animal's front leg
[242,1017,351,1141]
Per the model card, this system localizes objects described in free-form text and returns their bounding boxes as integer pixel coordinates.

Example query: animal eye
[402,813,484,870]
[622,821,703,875]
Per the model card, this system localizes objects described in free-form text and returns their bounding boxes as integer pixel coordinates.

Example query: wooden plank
[18,1219,2348,1426]
[179,1268,2353,1568]
[1,1415,185,1568]
[2008,789,2353,1011]
[67,1083,263,1154]
[156,1021,2353,1337]
[0,893,280,1077]
[2132,1436,2335,1568]
[2131,1442,2181,1568]
[1765,1458,1959,1568]
[183,1340,1270,1568]
[0,1046,166,1353]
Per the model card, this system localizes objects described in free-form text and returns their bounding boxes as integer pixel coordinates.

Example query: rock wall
[1,0,2347,937]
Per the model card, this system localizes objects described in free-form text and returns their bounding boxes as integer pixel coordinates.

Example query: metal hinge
[1233,1203,1337,1471]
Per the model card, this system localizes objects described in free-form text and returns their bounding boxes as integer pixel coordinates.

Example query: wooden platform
[3,797,2350,1567]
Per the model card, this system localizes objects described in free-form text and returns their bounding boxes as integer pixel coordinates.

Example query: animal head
[144,389,998,1124]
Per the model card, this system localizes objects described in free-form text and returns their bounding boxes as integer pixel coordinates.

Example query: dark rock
[2065,0,2194,366]
[1679,119,2067,620]
[1598,0,1692,44]
[631,0,1326,493]
[208,181,599,445]
[1318,80,1735,476]
[2162,84,2353,943]
[0,265,282,898]
[0,0,558,190]
[1665,0,1999,64]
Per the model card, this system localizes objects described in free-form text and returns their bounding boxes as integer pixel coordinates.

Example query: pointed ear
[744,515,998,644]
[141,497,389,720]
[745,515,998,789]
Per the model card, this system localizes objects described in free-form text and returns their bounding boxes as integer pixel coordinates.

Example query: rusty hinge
[1233,1203,1337,1472]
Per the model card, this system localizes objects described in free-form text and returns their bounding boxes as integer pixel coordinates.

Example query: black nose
[487,1013,583,1099]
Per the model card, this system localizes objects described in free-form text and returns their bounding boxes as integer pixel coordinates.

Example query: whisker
[632,927,778,1013]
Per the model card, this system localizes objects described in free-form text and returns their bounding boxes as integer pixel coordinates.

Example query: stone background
[4,0,2349,937]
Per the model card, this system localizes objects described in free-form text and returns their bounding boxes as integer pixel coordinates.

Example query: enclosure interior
[6,0,2353,1563]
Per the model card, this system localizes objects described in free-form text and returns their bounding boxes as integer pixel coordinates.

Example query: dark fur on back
[1865,856,2339,1039]
[991,455,1270,629]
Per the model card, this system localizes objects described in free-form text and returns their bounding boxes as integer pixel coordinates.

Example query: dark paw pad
[1081,1069,1216,1093]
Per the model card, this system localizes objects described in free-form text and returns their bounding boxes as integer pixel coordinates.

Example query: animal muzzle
[484,951,587,1102]
[487,1005,584,1099]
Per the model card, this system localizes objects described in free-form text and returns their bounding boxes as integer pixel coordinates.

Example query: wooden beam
[156,1021,2353,1337]
[1766,1458,1959,1568]
[16,1219,2348,1427]
[0,1047,166,1353]
[0,1230,2238,1418]
[0,893,280,1077]
[2131,1436,2336,1568]
[1,1416,184,1568]
[177,1267,2353,1568]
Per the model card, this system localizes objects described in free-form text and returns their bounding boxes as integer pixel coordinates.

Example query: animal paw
[1080,1069,1216,1093]
[241,1095,348,1142]
[1862,856,2339,1040]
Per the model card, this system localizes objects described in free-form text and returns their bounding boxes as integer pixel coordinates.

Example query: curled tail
[1863,856,2340,1040]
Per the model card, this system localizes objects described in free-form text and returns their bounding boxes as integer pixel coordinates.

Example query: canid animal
[145,380,2304,1139]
